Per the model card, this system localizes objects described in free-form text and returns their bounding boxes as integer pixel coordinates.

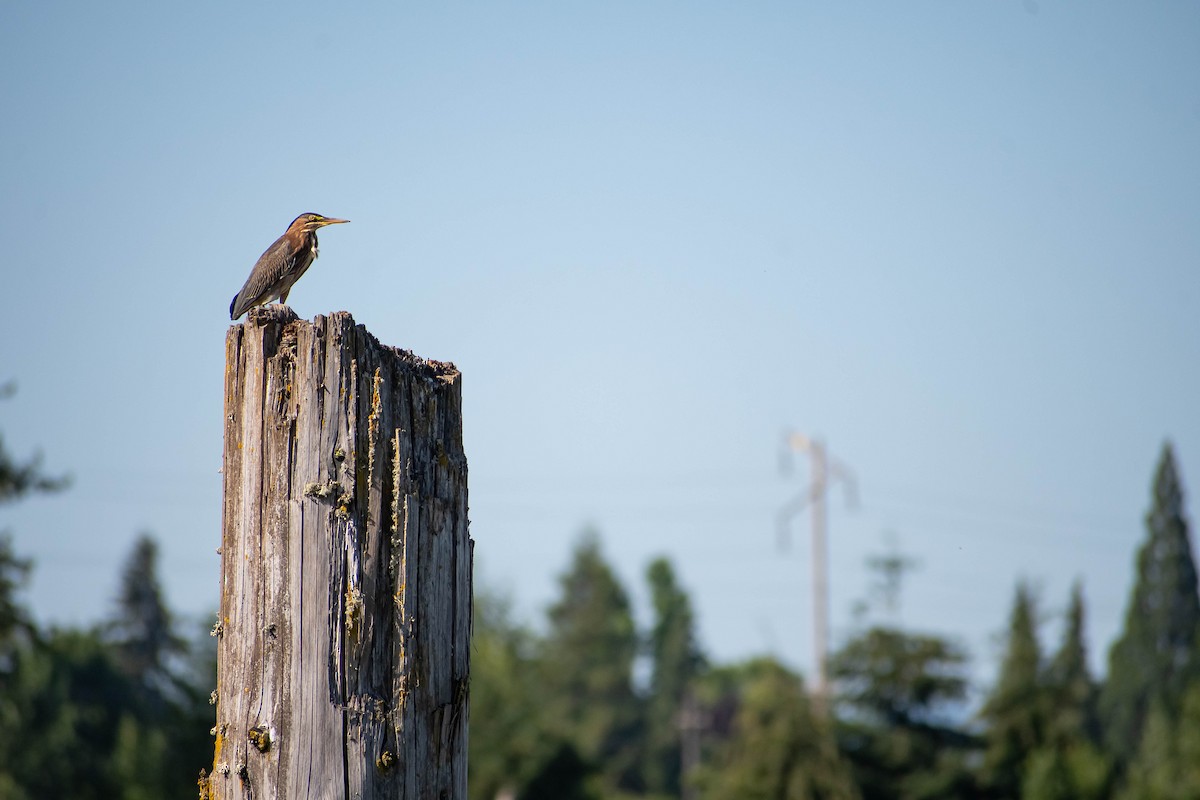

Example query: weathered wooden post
[205,307,471,799]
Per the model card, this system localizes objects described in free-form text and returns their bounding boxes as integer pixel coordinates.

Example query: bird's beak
[319,217,349,227]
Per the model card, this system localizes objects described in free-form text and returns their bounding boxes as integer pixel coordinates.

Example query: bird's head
[288,212,350,233]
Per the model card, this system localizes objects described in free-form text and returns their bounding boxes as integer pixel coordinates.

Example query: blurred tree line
[469,443,1200,800]
[0,386,214,798]
[3,381,1200,799]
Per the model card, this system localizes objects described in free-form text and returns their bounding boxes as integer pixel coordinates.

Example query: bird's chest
[289,234,319,273]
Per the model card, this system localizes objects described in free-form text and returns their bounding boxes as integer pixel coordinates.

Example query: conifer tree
[0,390,68,797]
[470,586,595,800]
[0,391,212,797]
[1043,583,1097,743]
[109,534,186,703]
[0,383,66,655]
[0,629,136,800]
[0,537,32,669]
[0,383,69,505]
[1099,443,1200,758]
[1021,584,1112,800]
[698,659,860,800]
[644,556,705,797]
[108,534,211,796]
[1180,682,1200,791]
[831,544,976,799]
[1117,699,1180,800]
[541,531,642,794]
[1114,679,1200,799]
[978,581,1045,798]
[831,627,975,799]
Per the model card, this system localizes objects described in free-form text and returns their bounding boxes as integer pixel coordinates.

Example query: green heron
[229,212,349,320]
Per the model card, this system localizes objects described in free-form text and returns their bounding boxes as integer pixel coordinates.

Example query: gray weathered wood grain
[207,307,470,800]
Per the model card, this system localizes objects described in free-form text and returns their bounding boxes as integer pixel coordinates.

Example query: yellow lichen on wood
[198,770,214,800]
[248,725,271,754]
[346,587,364,635]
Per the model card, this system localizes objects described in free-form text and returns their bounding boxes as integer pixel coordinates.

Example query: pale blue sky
[2,2,1198,690]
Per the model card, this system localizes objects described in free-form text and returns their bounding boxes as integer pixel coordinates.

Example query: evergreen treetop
[542,531,642,794]
[979,581,1046,799]
[1100,443,1200,758]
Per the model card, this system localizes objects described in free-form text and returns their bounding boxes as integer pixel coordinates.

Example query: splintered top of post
[239,306,459,383]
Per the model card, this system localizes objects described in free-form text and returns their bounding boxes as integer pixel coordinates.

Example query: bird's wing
[230,235,296,319]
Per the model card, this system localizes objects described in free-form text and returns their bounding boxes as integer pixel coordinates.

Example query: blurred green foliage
[462,442,1200,800]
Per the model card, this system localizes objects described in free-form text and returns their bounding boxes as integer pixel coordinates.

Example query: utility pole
[777,432,856,714]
